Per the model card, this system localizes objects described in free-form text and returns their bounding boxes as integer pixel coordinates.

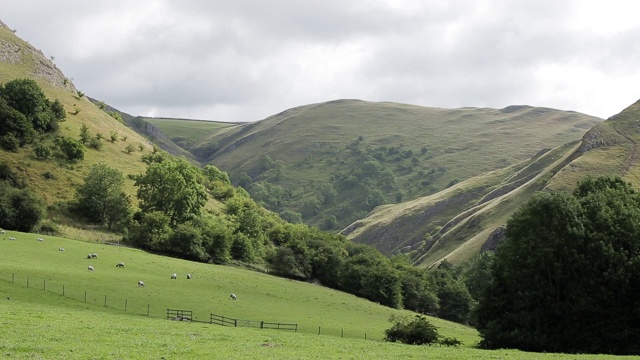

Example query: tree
[134,158,207,225]
[33,143,52,159]
[58,137,84,161]
[0,97,35,147]
[74,163,130,230]
[476,175,640,355]
[384,315,439,345]
[0,183,46,232]
[126,211,172,251]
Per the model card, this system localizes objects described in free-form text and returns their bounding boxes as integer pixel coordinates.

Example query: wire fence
[0,270,383,341]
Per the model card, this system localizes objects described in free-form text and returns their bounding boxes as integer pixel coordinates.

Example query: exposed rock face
[0,20,76,92]
[481,225,506,252]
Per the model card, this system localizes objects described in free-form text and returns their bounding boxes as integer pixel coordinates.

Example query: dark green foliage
[79,124,90,144]
[73,163,131,230]
[464,251,494,301]
[126,211,172,251]
[384,315,439,345]
[0,79,64,133]
[58,137,84,161]
[432,261,473,323]
[33,143,52,159]
[88,136,102,150]
[476,175,640,355]
[0,97,35,147]
[0,183,46,232]
[0,133,20,151]
[134,158,207,225]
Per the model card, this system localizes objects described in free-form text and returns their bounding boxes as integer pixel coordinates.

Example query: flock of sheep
[4,231,238,300]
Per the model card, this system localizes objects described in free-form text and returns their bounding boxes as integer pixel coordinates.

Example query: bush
[34,143,52,159]
[88,136,102,150]
[58,137,84,161]
[0,133,20,151]
[384,315,439,345]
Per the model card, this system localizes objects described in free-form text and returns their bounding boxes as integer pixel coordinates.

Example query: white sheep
[116,262,125,268]
[90,253,98,259]
[0,230,5,234]
[88,266,95,271]
[229,293,237,300]
[186,273,192,279]
[37,237,44,242]
[171,273,177,279]
[9,237,16,240]
[138,280,145,287]
[58,247,65,252]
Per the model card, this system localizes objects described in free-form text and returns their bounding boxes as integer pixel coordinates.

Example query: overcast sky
[2,0,640,122]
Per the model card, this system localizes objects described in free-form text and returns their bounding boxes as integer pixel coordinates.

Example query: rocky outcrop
[481,226,506,252]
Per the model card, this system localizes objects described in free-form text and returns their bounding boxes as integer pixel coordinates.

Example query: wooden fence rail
[167,309,192,321]
[210,313,297,331]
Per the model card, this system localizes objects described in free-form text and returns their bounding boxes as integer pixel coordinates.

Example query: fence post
[125,299,127,311]
[84,291,87,302]
[341,329,344,338]
[260,321,264,329]
[63,285,65,296]
[234,319,237,327]
[318,326,321,335]
[365,333,367,340]
[27,276,29,287]
[147,304,150,316]
[12,273,14,283]
[43,279,46,290]
[104,295,107,307]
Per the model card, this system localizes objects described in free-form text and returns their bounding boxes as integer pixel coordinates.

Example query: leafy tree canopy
[476,175,640,355]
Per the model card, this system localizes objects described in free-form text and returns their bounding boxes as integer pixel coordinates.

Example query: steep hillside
[347,99,640,267]
[194,99,601,231]
[0,21,155,231]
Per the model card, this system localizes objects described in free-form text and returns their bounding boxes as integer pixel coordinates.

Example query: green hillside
[0,21,157,236]
[143,117,237,150]
[1,231,635,359]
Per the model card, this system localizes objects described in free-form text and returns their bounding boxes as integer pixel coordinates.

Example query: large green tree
[74,163,130,230]
[0,183,46,232]
[476,175,640,355]
[134,158,207,225]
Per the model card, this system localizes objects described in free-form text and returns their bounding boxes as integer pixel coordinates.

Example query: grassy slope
[143,117,237,149]
[0,231,476,343]
[345,140,582,266]
[187,100,600,233]
[1,232,636,359]
[0,25,154,214]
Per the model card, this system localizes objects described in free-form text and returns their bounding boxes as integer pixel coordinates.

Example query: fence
[0,270,377,340]
[167,309,192,321]
[210,312,297,331]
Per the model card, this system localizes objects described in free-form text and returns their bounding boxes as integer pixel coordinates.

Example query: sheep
[58,247,65,252]
[229,293,237,300]
[186,273,192,279]
[87,254,92,259]
[90,253,98,259]
[0,230,5,234]
[171,273,177,279]
[37,237,44,242]
[138,280,145,287]
[116,262,125,268]
[9,237,16,240]
[88,266,95,271]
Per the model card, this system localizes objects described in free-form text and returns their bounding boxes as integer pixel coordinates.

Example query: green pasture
[143,117,236,148]
[2,274,637,359]
[0,231,476,344]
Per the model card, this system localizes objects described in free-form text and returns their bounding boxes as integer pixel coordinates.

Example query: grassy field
[2,231,638,359]
[0,230,477,344]
[143,117,236,149]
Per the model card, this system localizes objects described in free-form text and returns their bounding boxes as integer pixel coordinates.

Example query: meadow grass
[0,230,477,345]
[2,273,638,359]
[143,117,235,148]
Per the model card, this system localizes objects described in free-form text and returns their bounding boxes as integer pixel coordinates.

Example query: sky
[2,0,640,122]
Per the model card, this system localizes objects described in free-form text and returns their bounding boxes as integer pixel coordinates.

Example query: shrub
[89,137,103,150]
[109,130,118,142]
[384,315,439,346]
[0,133,20,151]
[34,143,52,159]
[125,144,136,154]
[58,137,84,161]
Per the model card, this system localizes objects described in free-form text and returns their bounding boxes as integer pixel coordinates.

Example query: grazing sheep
[186,274,191,279]
[37,237,44,242]
[171,273,177,279]
[88,266,95,271]
[90,253,98,259]
[9,237,16,240]
[87,254,92,259]
[116,262,125,268]
[0,230,5,234]
[138,280,145,287]
[58,247,65,252]
[229,293,237,300]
